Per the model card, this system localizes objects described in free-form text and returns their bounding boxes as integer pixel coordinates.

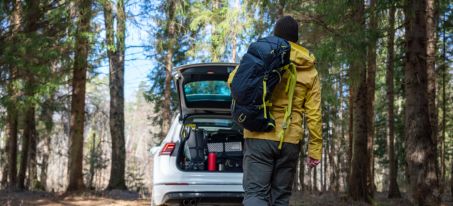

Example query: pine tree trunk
[441,11,447,197]
[67,0,93,192]
[338,70,344,192]
[349,0,370,202]
[404,0,440,204]
[426,0,440,193]
[161,0,176,140]
[27,105,38,189]
[451,160,453,199]
[328,102,338,192]
[349,63,369,202]
[17,0,42,191]
[366,0,377,196]
[105,0,127,190]
[5,0,22,191]
[347,85,353,192]
[323,108,329,192]
[386,3,401,198]
[17,121,30,190]
[18,102,36,190]
[6,92,18,191]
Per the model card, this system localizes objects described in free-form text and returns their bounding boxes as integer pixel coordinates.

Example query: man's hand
[306,156,320,168]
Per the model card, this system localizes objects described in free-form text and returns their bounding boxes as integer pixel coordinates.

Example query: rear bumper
[163,192,243,204]
[152,184,244,205]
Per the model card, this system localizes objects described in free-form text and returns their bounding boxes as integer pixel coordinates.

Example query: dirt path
[0,190,150,206]
[1,190,452,206]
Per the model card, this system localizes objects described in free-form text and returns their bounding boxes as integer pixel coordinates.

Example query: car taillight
[160,143,176,155]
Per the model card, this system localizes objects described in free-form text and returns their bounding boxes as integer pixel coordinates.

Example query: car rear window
[184,80,231,102]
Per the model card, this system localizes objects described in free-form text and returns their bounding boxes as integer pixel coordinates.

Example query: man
[242,16,322,206]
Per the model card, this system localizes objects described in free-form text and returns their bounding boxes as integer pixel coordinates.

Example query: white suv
[151,63,244,206]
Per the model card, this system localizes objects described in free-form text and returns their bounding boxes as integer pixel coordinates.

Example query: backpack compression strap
[278,63,297,149]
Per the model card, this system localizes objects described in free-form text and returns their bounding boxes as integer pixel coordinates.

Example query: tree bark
[6,86,18,191]
[404,0,440,204]
[161,0,176,140]
[17,0,41,191]
[366,0,377,196]
[327,104,338,192]
[348,0,370,202]
[337,70,344,192]
[104,0,127,190]
[28,113,38,190]
[17,101,36,190]
[67,0,93,192]
[5,0,22,190]
[323,107,329,192]
[347,84,353,192]
[426,0,440,193]
[441,11,447,197]
[451,160,453,199]
[386,3,401,198]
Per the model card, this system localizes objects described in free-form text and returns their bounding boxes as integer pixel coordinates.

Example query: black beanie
[273,16,299,43]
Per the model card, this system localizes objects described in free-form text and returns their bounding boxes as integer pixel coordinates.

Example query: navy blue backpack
[229,36,292,133]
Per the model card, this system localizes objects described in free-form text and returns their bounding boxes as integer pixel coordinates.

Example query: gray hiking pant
[242,138,300,206]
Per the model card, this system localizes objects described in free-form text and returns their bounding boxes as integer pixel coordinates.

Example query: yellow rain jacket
[229,42,323,160]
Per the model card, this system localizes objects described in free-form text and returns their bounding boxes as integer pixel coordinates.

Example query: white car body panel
[152,115,244,206]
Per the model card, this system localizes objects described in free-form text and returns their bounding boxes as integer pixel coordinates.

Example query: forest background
[0,0,452,205]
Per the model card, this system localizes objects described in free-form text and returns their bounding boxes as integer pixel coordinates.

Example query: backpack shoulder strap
[227,65,239,88]
[278,63,297,149]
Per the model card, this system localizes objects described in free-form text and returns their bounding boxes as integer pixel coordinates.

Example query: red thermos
[208,152,217,171]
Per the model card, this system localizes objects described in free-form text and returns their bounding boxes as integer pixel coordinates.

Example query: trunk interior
[177,116,243,172]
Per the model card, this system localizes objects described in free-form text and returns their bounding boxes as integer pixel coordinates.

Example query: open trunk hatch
[174,63,238,120]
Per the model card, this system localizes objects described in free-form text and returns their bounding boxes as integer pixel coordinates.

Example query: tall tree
[404,0,440,204]
[451,160,453,199]
[366,0,378,195]
[426,0,440,192]
[5,0,22,191]
[161,0,177,139]
[103,0,127,190]
[349,0,371,202]
[67,0,93,192]
[440,9,447,194]
[386,2,401,198]
[17,0,41,190]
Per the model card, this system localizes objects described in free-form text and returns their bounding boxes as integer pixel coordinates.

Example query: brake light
[160,143,176,155]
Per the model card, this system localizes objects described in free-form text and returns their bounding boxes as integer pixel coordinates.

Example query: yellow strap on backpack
[278,63,297,149]
[227,65,239,88]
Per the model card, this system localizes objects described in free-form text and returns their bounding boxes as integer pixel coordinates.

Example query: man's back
[243,41,322,160]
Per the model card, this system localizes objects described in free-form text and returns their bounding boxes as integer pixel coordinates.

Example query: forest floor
[0,190,452,206]
[0,190,149,206]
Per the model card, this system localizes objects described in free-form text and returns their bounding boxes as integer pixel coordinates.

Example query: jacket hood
[289,41,316,70]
